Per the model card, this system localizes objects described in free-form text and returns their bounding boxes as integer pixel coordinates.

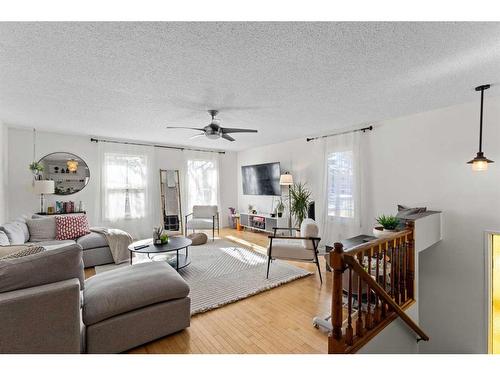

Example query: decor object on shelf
[66,159,78,172]
[276,197,285,218]
[373,214,399,238]
[467,84,494,171]
[289,182,311,227]
[279,172,294,229]
[160,231,169,244]
[33,180,55,213]
[28,161,44,177]
[37,152,90,195]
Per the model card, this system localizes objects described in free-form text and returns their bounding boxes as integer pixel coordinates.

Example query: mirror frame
[159,169,183,235]
[38,151,91,196]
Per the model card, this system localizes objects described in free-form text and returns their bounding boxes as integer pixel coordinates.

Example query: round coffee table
[128,237,192,271]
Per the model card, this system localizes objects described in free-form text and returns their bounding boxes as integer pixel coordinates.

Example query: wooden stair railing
[328,221,429,354]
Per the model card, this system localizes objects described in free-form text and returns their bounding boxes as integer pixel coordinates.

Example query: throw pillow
[0,230,9,246]
[55,215,91,240]
[0,222,26,245]
[26,217,57,242]
[0,246,45,260]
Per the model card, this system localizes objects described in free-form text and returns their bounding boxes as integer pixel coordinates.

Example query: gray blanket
[90,227,133,264]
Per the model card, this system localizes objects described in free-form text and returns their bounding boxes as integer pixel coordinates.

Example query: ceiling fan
[166,110,258,142]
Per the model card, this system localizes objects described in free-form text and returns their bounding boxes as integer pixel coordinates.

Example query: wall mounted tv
[241,162,281,196]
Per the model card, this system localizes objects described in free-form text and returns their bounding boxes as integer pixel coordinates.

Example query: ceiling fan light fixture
[468,84,494,171]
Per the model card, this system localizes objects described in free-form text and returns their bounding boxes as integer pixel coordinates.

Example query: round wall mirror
[38,152,90,195]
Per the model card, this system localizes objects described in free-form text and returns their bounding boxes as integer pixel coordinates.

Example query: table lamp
[33,180,55,214]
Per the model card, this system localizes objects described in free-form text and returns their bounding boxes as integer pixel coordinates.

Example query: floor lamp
[279,172,294,233]
[34,180,55,214]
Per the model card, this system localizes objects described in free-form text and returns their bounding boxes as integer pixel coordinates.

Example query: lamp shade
[279,173,294,186]
[33,180,55,194]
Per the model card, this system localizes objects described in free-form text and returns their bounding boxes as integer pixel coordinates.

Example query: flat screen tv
[241,162,281,196]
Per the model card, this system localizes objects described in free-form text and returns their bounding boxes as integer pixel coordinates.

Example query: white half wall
[0,121,8,223]
[6,128,238,228]
[237,96,500,353]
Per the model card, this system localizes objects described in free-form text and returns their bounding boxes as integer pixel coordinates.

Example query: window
[103,153,147,220]
[327,150,354,218]
[186,159,218,209]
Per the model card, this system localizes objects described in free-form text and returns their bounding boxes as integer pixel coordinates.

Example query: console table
[239,213,288,234]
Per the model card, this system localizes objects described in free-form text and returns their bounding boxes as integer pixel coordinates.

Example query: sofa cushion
[55,215,90,240]
[268,243,315,261]
[76,232,108,250]
[28,239,77,251]
[187,218,214,230]
[83,262,190,326]
[26,217,57,242]
[300,218,319,250]
[0,243,84,293]
[0,222,26,245]
[14,217,30,242]
[0,230,9,246]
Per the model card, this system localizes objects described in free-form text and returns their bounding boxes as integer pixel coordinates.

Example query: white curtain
[99,142,157,239]
[320,131,362,245]
[184,150,220,214]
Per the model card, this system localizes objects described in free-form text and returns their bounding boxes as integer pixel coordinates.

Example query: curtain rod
[90,137,226,154]
[306,125,373,142]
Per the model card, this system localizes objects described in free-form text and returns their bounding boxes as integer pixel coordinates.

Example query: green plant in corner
[290,182,312,227]
[376,214,399,231]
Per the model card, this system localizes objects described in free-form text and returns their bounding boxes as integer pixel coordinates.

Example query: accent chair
[266,218,322,283]
[185,205,219,241]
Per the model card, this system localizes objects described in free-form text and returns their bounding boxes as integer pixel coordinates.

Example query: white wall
[6,127,238,228]
[237,97,500,353]
[0,121,8,223]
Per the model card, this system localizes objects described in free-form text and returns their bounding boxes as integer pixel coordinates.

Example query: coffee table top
[128,236,192,254]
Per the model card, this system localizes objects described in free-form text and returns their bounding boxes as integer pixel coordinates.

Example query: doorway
[489,233,500,354]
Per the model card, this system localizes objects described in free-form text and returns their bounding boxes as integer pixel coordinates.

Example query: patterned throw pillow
[55,215,91,240]
[0,246,45,260]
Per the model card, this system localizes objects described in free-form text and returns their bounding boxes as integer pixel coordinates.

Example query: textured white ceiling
[1,22,500,151]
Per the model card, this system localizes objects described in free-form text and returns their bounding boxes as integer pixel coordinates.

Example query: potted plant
[373,214,400,238]
[28,161,44,178]
[290,182,312,227]
[276,198,285,218]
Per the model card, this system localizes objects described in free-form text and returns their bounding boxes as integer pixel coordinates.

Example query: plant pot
[372,226,398,238]
[277,212,283,218]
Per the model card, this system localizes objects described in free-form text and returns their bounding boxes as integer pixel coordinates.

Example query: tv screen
[241,162,281,196]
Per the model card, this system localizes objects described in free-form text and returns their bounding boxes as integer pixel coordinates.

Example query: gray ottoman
[83,262,190,353]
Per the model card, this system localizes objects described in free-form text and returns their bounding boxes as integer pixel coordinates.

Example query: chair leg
[266,256,271,279]
[312,246,323,284]
[212,221,215,241]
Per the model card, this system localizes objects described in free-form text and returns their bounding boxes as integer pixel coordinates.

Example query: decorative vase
[373,226,398,238]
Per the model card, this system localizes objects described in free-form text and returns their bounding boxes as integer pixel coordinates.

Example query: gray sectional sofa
[0,215,114,267]
[0,243,191,353]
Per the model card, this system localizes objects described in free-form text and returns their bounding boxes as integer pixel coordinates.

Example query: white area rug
[94,239,312,315]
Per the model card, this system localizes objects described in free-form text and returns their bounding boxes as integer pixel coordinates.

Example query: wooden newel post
[330,242,345,347]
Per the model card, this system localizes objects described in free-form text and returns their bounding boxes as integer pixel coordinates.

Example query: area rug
[94,239,312,315]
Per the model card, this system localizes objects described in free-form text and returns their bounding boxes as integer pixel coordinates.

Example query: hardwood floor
[84,228,331,354]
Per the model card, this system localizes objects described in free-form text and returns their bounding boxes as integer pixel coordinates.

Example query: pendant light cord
[33,128,36,161]
[479,88,484,153]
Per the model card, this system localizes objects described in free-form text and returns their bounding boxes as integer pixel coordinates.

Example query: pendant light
[467,84,494,171]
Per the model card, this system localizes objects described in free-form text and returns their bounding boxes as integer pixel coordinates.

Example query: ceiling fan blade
[221,133,235,142]
[189,133,206,139]
[166,126,205,131]
[221,128,258,134]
